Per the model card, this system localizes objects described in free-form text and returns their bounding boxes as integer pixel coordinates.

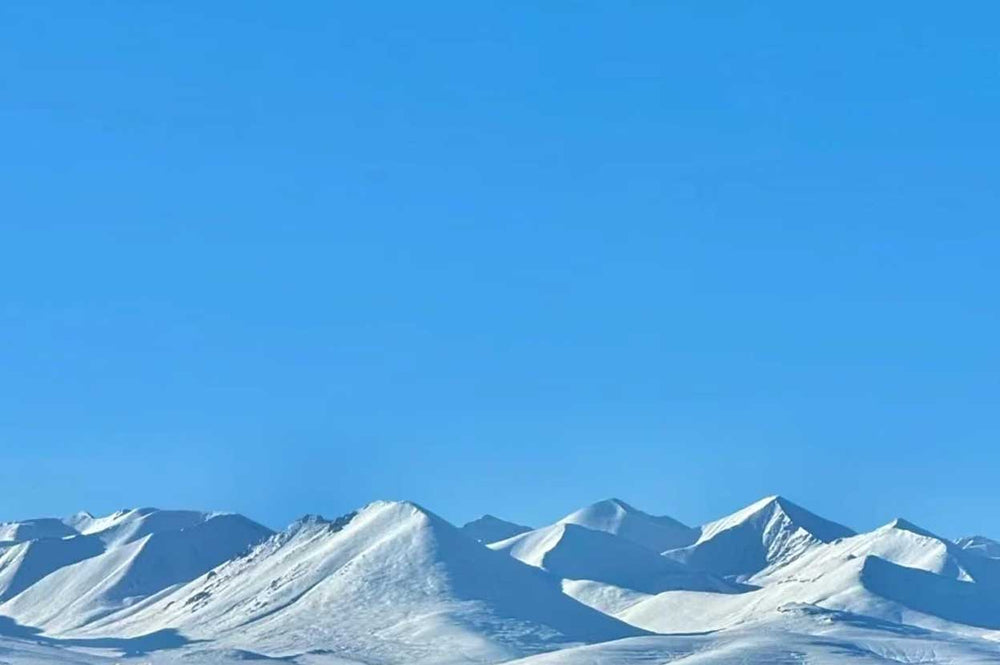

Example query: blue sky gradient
[2,2,998,536]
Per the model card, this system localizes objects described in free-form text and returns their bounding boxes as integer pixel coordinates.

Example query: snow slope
[460,515,531,544]
[0,510,272,633]
[620,516,1000,637]
[0,634,113,665]
[1,496,999,664]
[504,605,1000,664]
[73,501,643,664]
[491,522,731,595]
[664,495,854,581]
[556,499,697,553]
[0,519,77,544]
[67,508,219,546]
[0,535,104,601]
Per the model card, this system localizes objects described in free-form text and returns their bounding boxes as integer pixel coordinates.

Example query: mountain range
[0,496,998,664]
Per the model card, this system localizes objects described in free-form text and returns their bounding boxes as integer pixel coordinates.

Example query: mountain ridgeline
[0,497,998,665]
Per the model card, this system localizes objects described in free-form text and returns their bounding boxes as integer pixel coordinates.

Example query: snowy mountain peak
[695,495,853,545]
[882,518,940,539]
[2,497,1000,664]
[76,497,641,663]
[956,535,1000,559]
[0,507,273,634]
[665,495,855,580]
[461,514,532,544]
[592,497,632,512]
[562,498,639,521]
[359,499,438,525]
[557,498,697,553]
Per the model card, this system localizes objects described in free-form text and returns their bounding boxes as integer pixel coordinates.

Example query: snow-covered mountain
[0,497,998,665]
[0,534,104,602]
[958,535,1000,559]
[460,514,532,543]
[620,515,1000,638]
[556,499,697,553]
[663,495,855,581]
[71,501,641,664]
[0,509,272,633]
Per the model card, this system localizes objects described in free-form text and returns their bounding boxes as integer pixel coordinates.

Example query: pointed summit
[557,498,697,553]
[85,499,642,662]
[665,495,854,580]
[883,517,940,539]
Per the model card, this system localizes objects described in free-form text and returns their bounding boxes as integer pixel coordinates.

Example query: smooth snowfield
[1,496,999,664]
[504,607,1000,664]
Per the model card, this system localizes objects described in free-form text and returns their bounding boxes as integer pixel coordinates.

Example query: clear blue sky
[2,2,998,538]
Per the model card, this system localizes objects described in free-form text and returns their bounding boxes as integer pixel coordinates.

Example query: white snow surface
[0,520,77,545]
[490,522,733,596]
[0,497,998,664]
[67,501,641,664]
[556,499,697,553]
[0,509,272,632]
[663,495,855,581]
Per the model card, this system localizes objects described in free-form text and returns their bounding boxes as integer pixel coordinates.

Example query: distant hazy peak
[955,535,1000,558]
[461,514,532,544]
